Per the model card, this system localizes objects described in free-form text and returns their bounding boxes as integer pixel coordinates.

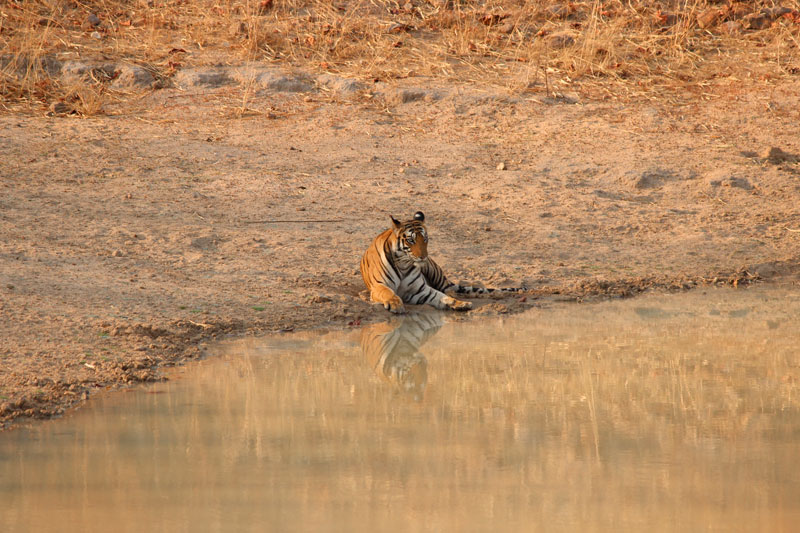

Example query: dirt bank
[2,67,800,429]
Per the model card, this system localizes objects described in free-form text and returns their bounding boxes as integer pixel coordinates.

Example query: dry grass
[2,0,799,111]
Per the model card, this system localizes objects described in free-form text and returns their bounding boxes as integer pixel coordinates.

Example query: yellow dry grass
[2,0,799,112]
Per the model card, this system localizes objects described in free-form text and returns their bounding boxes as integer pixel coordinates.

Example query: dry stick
[244,219,345,224]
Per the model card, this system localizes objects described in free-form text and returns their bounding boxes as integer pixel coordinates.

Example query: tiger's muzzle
[409,239,428,262]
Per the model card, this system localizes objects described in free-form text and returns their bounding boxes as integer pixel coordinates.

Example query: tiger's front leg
[411,286,472,312]
[370,284,406,314]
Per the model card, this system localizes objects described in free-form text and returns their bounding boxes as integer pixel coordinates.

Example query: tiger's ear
[390,215,402,230]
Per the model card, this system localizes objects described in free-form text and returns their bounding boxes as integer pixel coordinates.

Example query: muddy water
[2,287,800,532]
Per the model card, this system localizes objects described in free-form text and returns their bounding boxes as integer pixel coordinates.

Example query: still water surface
[2,286,800,532]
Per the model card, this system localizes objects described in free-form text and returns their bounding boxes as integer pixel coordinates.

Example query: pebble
[498,21,515,34]
[546,32,575,49]
[49,102,72,115]
[496,162,506,170]
[696,8,721,29]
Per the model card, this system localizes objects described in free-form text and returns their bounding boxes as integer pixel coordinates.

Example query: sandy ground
[2,69,800,429]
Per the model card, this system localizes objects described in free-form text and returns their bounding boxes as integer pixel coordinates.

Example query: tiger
[359,312,443,401]
[360,211,525,313]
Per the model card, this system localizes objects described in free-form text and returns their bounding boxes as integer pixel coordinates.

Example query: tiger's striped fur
[359,313,443,401]
[360,211,525,313]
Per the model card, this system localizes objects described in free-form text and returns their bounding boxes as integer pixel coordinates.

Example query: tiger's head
[390,211,428,264]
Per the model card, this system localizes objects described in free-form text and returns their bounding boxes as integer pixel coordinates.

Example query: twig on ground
[243,219,345,224]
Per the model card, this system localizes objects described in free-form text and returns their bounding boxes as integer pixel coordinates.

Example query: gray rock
[61,61,117,83]
[261,73,315,93]
[175,69,236,88]
[112,64,156,89]
[547,32,575,49]
[235,68,316,93]
[620,169,676,189]
[317,73,366,95]
[383,88,443,106]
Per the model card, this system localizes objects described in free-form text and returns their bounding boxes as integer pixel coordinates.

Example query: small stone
[720,21,742,34]
[761,7,794,19]
[498,21,515,34]
[48,101,72,115]
[697,8,722,29]
[545,4,570,19]
[546,32,575,49]
[388,23,414,33]
[90,31,102,40]
[112,249,125,257]
[496,162,506,170]
[87,13,101,27]
[742,14,771,30]
[655,11,678,27]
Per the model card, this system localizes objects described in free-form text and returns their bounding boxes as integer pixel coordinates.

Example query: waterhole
[2,286,799,531]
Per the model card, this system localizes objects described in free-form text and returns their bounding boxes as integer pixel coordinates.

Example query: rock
[655,11,678,27]
[263,74,315,93]
[112,249,125,257]
[90,31,102,40]
[620,168,676,189]
[546,32,575,49]
[88,13,101,27]
[729,4,751,19]
[496,162,506,170]
[725,177,753,190]
[498,21,515,34]
[761,7,794,19]
[388,23,414,33]
[697,8,722,29]
[48,101,73,115]
[470,303,509,316]
[720,21,743,34]
[317,73,365,95]
[545,4,570,19]
[704,169,754,190]
[760,146,798,164]
[383,87,443,105]
[60,61,116,83]
[742,14,772,30]
[111,64,156,89]
[175,69,236,88]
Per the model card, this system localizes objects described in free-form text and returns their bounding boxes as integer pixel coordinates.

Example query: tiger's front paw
[451,299,472,311]
[384,296,406,314]
[443,295,472,311]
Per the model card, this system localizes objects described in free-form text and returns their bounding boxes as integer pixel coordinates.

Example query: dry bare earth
[2,1,800,428]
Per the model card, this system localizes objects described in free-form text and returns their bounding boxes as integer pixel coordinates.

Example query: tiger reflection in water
[359,312,444,402]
